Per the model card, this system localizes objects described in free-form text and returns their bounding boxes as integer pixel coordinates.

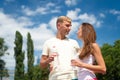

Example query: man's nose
[68,26,71,30]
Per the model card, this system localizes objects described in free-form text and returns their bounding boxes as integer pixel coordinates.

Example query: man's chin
[66,32,69,35]
[65,34,69,37]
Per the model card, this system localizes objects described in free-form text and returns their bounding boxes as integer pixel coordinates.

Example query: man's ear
[57,23,61,29]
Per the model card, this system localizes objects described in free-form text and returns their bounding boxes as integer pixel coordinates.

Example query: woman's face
[77,26,82,39]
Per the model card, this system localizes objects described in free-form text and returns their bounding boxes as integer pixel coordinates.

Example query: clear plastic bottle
[71,70,78,80]
[51,47,59,71]
[71,53,78,80]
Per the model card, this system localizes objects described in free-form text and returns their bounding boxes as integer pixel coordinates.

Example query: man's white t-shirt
[41,37,79,80]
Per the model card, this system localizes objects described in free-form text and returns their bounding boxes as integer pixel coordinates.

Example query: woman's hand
[71,59,83,67]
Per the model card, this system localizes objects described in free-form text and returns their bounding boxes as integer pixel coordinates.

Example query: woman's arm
[71,43,106,74]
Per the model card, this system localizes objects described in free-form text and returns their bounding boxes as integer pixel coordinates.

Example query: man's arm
[40,55,54,69]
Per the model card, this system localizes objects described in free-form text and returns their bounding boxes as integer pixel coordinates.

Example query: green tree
[0,38,9,80]
[97,40,120,80]
[112,40,120,79]
[27,32,34,80]
[24,65,49,80]
[34,65,49,80]
[14,31,25,80]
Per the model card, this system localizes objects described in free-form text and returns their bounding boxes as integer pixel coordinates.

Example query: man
[40,16,79,80]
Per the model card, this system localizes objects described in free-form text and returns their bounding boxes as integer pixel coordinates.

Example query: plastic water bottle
[71,70,78,80]
[51,47,60,71]
[71,53,78,80]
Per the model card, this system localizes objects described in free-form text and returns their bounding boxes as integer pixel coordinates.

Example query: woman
[71,23,106,80]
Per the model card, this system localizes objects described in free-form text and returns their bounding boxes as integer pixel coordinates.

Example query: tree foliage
[0,38,9,80]
[97,40,120,80]
[24,65,49,80]
[27,32,34,80]
[14,31,25,80]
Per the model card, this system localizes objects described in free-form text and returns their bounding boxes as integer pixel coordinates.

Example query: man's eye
[66,25,71,27]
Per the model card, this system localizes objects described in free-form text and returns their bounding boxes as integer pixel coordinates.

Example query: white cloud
[51,8,61,13]
[78,13,102,27]
[109,9,120,21]
[65,0,77,6]
[29,23,55,50]
[22,7,36,16]
[22,2,61,16]
[17,17,34,27]
[67,8,81,20]
[0,11,55,70]
[36,7,48,15]
[79,13,96,23]
[110,9,120,15]
[2,55,15,69]
[49,16,57,31]
[46,2,55,8]
[99,13,105,18]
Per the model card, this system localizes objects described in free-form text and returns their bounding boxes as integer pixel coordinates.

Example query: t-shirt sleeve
[41,41,49,56]
[74,40,80,48]
[73,40,80,53]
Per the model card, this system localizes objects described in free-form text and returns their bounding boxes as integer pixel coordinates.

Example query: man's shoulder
[68,38,77,42]
[67,38,79,46]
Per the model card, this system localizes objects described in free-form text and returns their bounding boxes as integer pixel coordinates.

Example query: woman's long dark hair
[79,23,96,59]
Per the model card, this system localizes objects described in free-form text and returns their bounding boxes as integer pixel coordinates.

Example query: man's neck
[56,33,66,40]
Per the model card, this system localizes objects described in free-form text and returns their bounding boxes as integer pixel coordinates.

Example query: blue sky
[0,0,120,73]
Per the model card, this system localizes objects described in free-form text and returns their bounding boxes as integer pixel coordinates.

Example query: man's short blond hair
[56,16,71,24]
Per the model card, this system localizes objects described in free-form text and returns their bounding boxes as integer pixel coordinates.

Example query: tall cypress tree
[14,31,25,80]
[27,32,34,80]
